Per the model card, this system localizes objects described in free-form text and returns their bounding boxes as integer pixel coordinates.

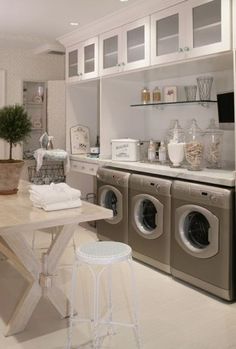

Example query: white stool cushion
[76,241,132,265]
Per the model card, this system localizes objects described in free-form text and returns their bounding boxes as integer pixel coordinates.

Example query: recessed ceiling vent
[34,43,65,56]
[47,50,65,55]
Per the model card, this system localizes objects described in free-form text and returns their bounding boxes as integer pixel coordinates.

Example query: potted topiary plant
[0,104,32,194]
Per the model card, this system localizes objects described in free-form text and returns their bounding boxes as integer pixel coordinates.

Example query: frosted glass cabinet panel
[68,49,78,79]
[84,44,95,73]
[126,25,145,63]
[192,0,221,48]
[156,14,179,56]
[103,35,118,69]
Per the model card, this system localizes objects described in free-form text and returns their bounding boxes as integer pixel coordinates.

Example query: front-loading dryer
[97,167,130,243]
[128,173,172,273]
[171,180,235,300]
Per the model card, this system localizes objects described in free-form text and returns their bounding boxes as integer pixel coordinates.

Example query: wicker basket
[28,160,66,185]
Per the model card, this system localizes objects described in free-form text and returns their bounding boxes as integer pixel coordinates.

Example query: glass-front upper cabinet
[186,0,231,58]
[151,4,186,65]
[66,37,98,82]
[151,0,231,66]
[99,17,150,76]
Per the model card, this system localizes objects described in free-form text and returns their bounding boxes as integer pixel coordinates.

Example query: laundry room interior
[1,0,236,348]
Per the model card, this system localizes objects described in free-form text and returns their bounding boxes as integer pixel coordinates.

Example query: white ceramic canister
[111,138,140,161]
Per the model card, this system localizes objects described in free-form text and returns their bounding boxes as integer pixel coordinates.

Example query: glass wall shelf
[130,100,217,108]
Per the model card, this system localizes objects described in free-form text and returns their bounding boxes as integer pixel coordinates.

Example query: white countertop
[70,155,235,187]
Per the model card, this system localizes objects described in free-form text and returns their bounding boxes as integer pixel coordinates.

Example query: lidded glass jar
[141,87,150,104]
[204,118,223,169]
[185,119,204,171]
[167,120,185,167]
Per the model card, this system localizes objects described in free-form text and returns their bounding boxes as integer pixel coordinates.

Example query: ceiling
[0,0,143,52]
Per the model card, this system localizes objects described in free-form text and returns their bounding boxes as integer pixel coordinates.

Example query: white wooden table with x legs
[0,181,112,336]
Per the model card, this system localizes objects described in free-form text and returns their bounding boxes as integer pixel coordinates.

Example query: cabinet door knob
[184,47,190,51]
[116,63,121,67]
[178,48,183,52]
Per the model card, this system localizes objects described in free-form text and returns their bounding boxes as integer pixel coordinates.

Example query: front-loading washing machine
[97,167,130,243]
[171,180,235,300]
[128,173,172,273]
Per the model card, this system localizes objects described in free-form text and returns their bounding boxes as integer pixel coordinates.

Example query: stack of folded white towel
[29,183,82,211]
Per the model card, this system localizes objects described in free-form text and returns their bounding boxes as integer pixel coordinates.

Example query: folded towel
[34,148,70,173]
[41,199,82,211]
[29,182,81,208]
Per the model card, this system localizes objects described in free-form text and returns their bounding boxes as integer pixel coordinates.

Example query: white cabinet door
[99,27,123,76]
[80,37,99,80]
[100,17,150,76]
[186,0,231,58]
[123,16,150,71]
[151,4,186,65]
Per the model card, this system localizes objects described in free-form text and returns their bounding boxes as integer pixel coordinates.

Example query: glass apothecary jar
[185,119,204,171]
[167,120,185,167]
[204,119,223,169]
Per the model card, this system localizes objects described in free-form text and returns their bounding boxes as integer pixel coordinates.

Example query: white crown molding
[58,0,186,48]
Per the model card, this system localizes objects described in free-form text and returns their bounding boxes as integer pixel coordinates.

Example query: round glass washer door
[132,194,163,239]
[98,185,122,224]
[175,204,219,258]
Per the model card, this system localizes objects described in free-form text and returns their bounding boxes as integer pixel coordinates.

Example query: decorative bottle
[158,141,167,164]
[148,140,156,162]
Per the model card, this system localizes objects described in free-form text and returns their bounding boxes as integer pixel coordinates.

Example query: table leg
[1,223,78,336]
[0,234,41,336]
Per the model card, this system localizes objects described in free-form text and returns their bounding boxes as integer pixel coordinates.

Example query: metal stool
[67,241,141,349]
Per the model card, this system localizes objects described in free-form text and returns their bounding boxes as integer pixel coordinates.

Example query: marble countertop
[70,155,235,187]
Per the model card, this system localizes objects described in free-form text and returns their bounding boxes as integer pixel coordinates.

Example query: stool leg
[66,260,78,349]
[127,257,142,349]
[107,265,114,336]
[89,266,107,349]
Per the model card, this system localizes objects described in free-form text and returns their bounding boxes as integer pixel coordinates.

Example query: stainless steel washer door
[98,185,122,224]
[132,194,164,239]
[175,204,219,258]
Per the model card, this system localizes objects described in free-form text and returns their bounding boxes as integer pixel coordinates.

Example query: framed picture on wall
[163,86,177,103]
[70,124,90,154]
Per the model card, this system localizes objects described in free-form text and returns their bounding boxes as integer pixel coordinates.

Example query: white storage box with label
[111,138,140,161]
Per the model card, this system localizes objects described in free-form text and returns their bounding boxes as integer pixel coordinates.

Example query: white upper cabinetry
[151,0,231,66]
[67,37,98,83]
[99,17,150,76]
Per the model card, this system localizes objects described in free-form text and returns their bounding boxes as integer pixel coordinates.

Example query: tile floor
[1,225,236,348]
